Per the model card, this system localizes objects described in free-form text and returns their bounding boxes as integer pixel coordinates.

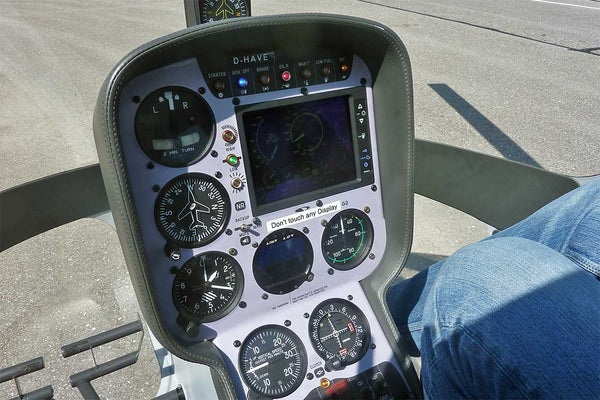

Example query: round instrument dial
[290,112,324,152]
[253,228,313,294]
[239,325,307,399]
[135,86,214,167]
[155,173,230,247]
[321,209,374,270]
[309,299,370,367]
[200,0,249,23]
[173,252,243,323]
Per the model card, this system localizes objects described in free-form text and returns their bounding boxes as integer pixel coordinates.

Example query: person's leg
[420,237,600,398]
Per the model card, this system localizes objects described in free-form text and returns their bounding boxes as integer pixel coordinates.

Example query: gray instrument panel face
[118,54,404,397]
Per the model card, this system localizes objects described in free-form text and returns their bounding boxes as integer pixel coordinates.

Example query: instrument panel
[116,47,409,398]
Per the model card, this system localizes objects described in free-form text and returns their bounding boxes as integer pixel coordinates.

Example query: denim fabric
[387,178,600,399]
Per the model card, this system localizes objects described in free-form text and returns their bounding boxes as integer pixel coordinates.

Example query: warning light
[320,378,330,389]
[238,77,248,88]
[281,71,292,82]
[225,154,239,166]
[222,130,235,143]
[340,64,349,73]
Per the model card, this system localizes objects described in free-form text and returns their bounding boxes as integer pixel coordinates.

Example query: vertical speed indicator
[155,173,230,247]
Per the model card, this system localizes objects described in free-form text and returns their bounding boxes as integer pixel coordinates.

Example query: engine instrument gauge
[321,209,374,270]
[309,299,371,368]
[135,86,215,167]
[239,325,307,399]
[200,0,250,24]
[253,228,313,294]
[290,112,324,152]
[155,173,230,247]
[173,252,243,323]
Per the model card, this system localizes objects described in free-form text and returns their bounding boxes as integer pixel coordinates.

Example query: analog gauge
[155,173,230,247]
[173,252,243,323]
[239,325,307,399]
[256,117,291,164]
[321,209,374,270]
[135,86,215,167]
[200,0,250,23]
[290,112,324,152]
[253,228,313,294]
[309,298,371,369]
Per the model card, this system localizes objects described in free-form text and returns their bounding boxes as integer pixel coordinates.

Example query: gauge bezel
[154,173,231,248]
[199,0,251,24]
[172,251,244,323]
[308,298,371,366]
[134,86,215,168]
[321,208,374,270]
[239,324,308,399]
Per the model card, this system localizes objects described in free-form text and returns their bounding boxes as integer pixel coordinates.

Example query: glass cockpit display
[240,95,356,210]
[135,86,215,167]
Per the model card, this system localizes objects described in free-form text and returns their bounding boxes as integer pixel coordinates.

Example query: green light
[227,154,238,166]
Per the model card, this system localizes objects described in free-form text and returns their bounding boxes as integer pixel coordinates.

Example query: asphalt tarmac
[1,0,598,398]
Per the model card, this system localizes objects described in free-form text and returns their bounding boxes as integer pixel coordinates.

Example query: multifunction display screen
[240,95,356,211]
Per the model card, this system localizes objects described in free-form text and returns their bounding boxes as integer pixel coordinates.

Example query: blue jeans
[387,178,600,399]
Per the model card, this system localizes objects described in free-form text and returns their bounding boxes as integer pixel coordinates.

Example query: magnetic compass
[200,0,250,23]
[135,86,215,167]
[155,173,230,247]
[173,252,243,323]
[308,298,370,369]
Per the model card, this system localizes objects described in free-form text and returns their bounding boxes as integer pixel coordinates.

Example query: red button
[281,71,292,82]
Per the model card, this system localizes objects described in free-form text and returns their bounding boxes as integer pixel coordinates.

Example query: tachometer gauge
[321,209,374,270]
[239,325,307,399]
[135,86,215,168]
[173,252,243,323]
[200,0,250,23]
[308,299,370,369]
[155,173,230,247]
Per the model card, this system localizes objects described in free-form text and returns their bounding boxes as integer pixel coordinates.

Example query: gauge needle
[202,258,208,282]
[292,133,305,143]
[208,270,218,282]
[164,91,175,111]
[269,145,278,161]
[246,361,269,374]
[211,285,233,291]
[340,218,345,234]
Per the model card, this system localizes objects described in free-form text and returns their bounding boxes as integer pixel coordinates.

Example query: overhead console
[94,14,416,400]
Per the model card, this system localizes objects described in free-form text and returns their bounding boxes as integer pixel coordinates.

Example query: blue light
[238,77,248,88]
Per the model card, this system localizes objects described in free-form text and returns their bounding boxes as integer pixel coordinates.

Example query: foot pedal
[61,319,143,400]
[0,357,53,400]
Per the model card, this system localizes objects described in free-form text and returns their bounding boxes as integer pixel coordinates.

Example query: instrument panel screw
[347,295,353,301]
[360,77,367,85]
[307,273,314,282]
[198,87,206,94]
[253,218,261,226]
[303,313,310,319]
[364,206,371,214]
[370,343,376,350]
[307,373,314,380]
[262,293,269,300]
[225,229,233,236]
[211,150,218,158]
[215,171,222,178]
[302,227,309,234]
[301,87,309,96]
[239,301,247,309]
[233,340,241,348]
[284,320,291,327]
[229,248,238,256]
[152,185,160,192]
[371,184,377,192]
[146,162,154,169]
[321,219,327,227]
[369,253,376,260]
[316,200,323,207]
[232,97,241,105]
[327,268,334,275]
[132,96,140,103]
[252,242,258,248]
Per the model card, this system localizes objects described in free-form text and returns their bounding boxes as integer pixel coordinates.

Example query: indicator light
[222,130,235,143]
[214,79,226,92]
[281,71,292,82]
[237,77,248,88]
[225,154,239,166]
[231,177,243,190]
[321,65,332,76]
[320,378,330,389]
[340,64,349,73]
[259,73,271,85]
[300,68,312,79]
